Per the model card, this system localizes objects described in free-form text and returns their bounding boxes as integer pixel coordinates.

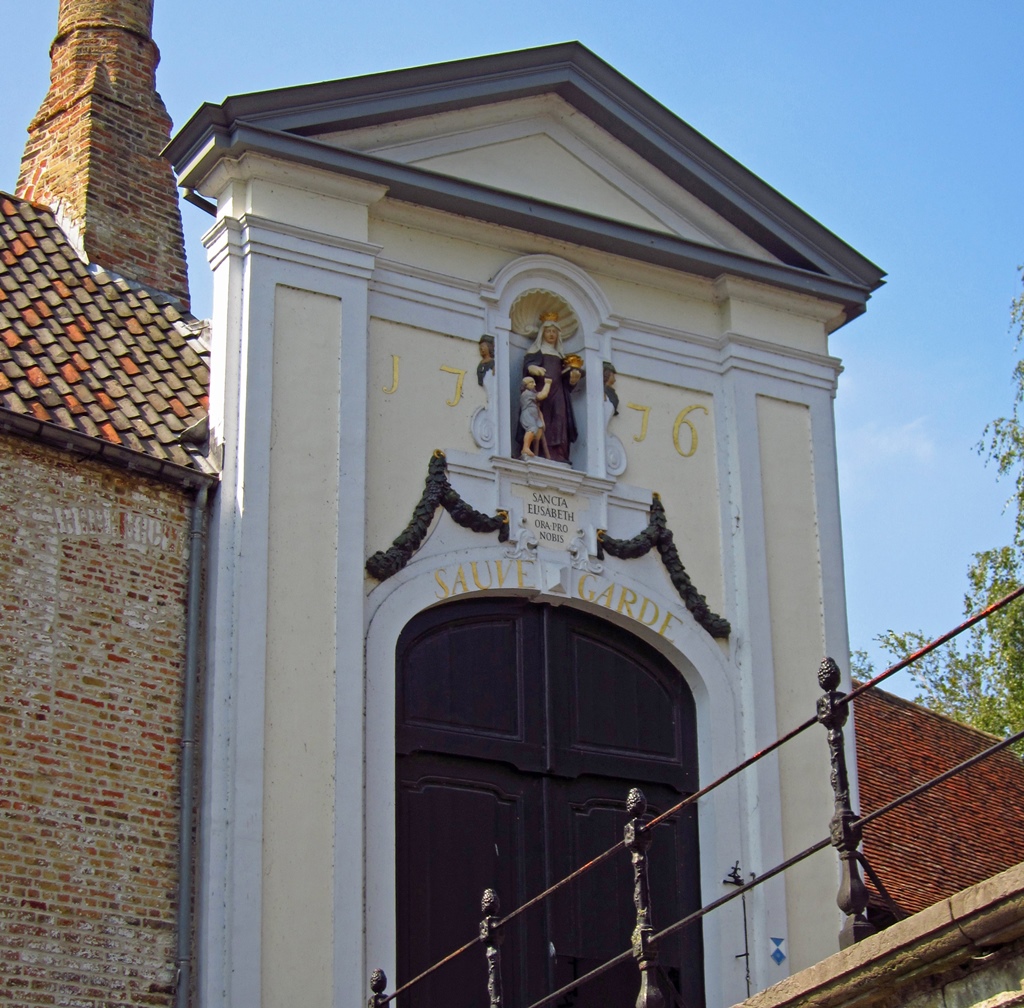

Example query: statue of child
[519,374,552,458]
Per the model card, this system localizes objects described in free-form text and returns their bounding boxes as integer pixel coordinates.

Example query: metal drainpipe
[176,483,209,1008]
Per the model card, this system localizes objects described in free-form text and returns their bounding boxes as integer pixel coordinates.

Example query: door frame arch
[363,545,780,1008]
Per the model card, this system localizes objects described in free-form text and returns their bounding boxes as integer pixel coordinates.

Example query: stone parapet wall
[735,862,1024,1008]
[0,432,191,1007]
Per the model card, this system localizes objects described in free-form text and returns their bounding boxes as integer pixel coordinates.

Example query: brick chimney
[17,0,189,307]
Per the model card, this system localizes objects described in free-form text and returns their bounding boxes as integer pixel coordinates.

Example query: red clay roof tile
[0,192,212,470]
[854,684,1024,918]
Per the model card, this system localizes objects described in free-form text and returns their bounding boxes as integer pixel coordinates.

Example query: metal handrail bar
[523,720,1024,1008]
[653,723,1024,949]
[645,582,1024,832]
[843,582,1024,708]
[381,935,481,1004]
[380,583,1024,1004]
[522,836,833,1008]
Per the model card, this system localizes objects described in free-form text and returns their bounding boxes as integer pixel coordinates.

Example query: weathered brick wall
[0,433,191,1007]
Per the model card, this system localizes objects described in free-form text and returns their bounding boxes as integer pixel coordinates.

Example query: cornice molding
[197,150,390,207]
[713,275,847,329]
[175,121,877,321]
[168,43,885,301]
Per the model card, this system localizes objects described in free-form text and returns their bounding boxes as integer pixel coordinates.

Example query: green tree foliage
[877,547,1024,737]
[983,272,1024,545]
[874,271,1024,738]
[849,649,874,682]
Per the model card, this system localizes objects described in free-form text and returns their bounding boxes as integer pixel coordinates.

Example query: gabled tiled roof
[854,684,1024,917]
[0,192,210,470]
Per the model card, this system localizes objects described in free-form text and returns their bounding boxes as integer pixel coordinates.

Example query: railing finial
[480,887,505,1008]
[817,656,876,948]
[625,787,666,1008]
[367,967,388,1008]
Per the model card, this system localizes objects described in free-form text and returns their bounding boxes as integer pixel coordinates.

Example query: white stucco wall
[263,284,342,1004]
[366,318,482,551]
[191,138,853,1008]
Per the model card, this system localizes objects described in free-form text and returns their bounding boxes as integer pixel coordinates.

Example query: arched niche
[479,256,619,475]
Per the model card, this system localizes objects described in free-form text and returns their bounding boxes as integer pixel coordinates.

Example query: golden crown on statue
[539,311,559,323]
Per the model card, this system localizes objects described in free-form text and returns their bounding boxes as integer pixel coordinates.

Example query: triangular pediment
[313,95,781,262]
[169,43,884,317]
[420,130,675,234]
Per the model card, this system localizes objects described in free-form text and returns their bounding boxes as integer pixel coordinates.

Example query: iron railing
[369,584,1024,1008]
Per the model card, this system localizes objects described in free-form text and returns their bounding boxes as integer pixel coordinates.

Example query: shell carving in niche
[509,289,579,342]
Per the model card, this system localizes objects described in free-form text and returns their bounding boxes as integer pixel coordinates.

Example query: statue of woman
[520,312,583,465]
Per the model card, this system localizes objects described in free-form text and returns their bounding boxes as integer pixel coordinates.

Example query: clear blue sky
[4,1,1023,696]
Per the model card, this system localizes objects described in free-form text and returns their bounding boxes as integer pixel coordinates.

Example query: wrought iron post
[817,657,876,948]
[624,788,665,1008]
[480,888,504,1008]
[367,968,388,1008]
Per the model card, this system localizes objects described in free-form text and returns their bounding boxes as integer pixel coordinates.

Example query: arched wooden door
[396,597,703,1008]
